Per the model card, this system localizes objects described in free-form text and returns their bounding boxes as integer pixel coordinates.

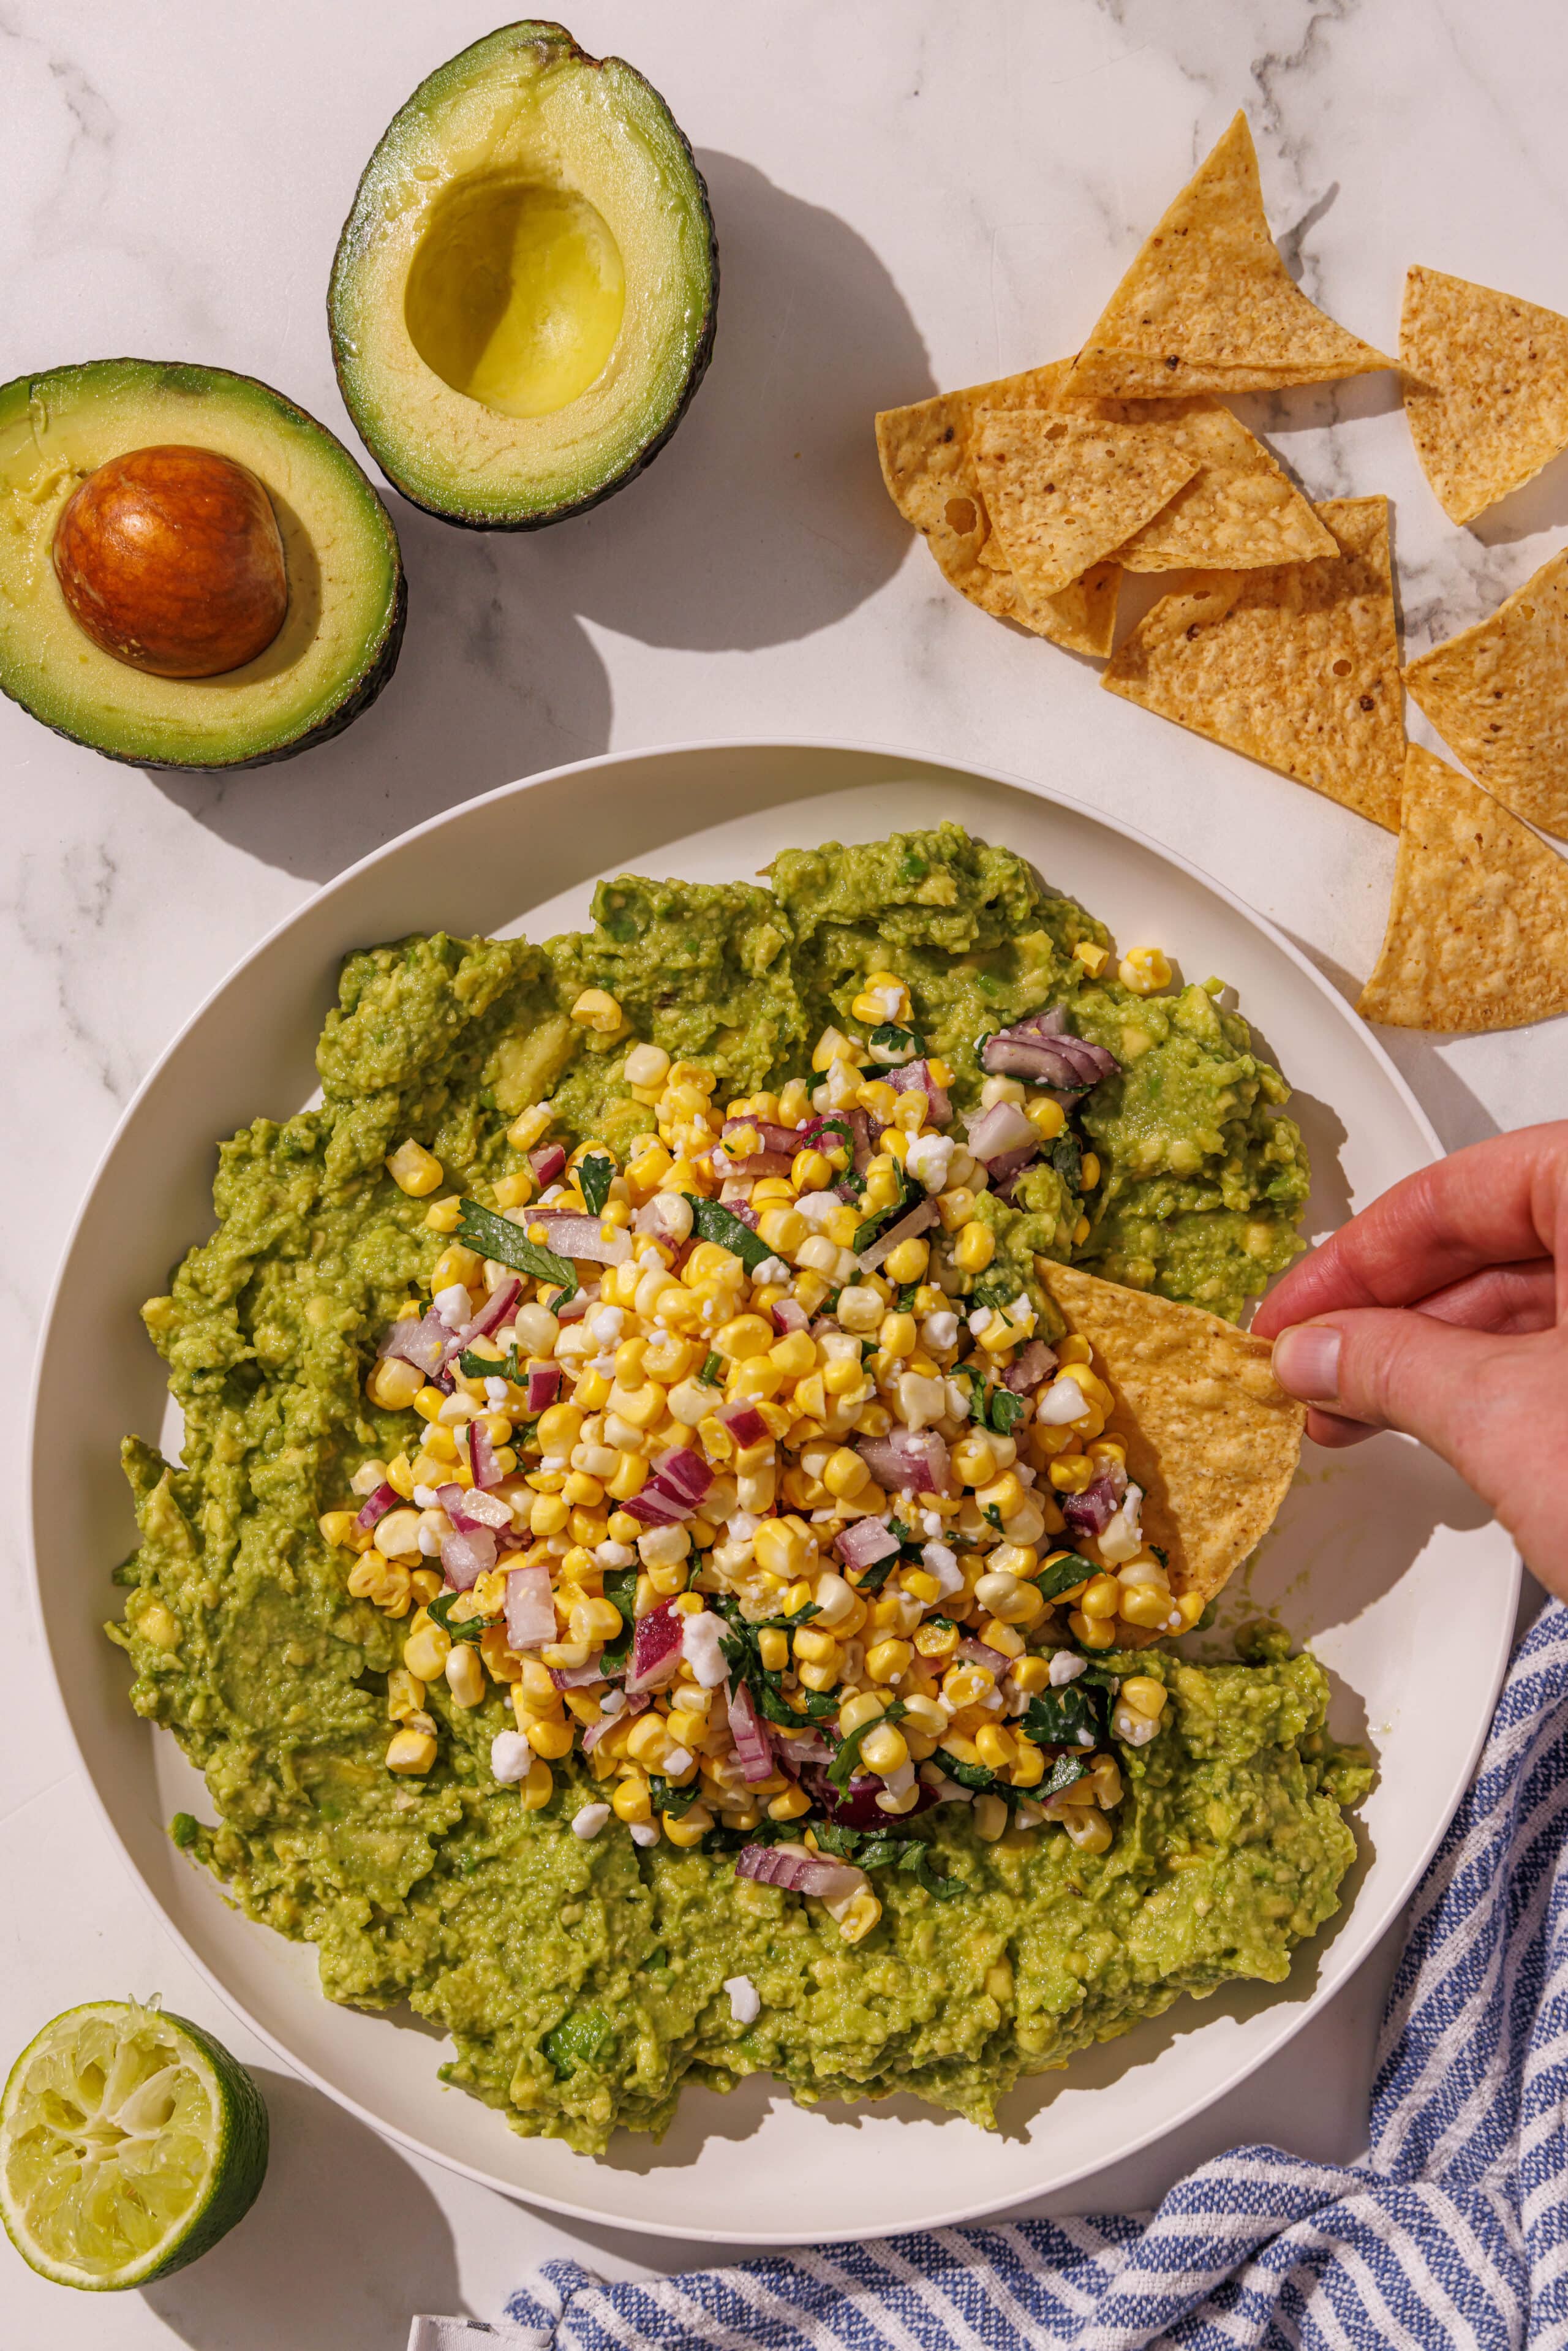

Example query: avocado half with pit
[0,359,405,769]
[328,21,718,528]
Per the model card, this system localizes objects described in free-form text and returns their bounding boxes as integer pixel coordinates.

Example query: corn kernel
[1081,1572,1123,1620]
[1049,1452,1095,1494]
[1118,946,1172,995]
[954,1221,995,1274]
[865,1637,912,1685]
[663,1806,714,1849]
[445,1645,486,1708]
[1072,941,1109,977]
[768,1784,812,1822]
[973,1793,1008,1842]
[1063,1807,1114,1853]
[974,1724,1017,1772]
[522,1716,573,1760]
[424,1194,464,1234]
[387,1727,437,1774]
[612,1776,653,1824]
[367,1357,424,1411]
[1120,1675,1168,1719]
[571,988,623,1033]
[386,1139,442,1197]
[520,1756,554,1810]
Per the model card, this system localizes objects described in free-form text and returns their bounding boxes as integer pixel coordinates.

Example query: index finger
[1251,1120,1568,1340]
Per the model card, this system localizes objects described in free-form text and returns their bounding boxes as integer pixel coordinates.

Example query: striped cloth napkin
[412,1595,1563,2351]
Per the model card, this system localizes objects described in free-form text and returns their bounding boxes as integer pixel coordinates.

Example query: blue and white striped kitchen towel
[412,1596,1567,2350]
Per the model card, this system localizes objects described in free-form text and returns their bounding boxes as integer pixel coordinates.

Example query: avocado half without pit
[329,21,718,527]
[0,360,404,769]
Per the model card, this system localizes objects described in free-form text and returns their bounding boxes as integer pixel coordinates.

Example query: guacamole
[112,823,1357,2153]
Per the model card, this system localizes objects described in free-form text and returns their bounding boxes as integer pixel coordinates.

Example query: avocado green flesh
[0,361,403,769]
[330,23,717,526]
[116,823,1342,2151]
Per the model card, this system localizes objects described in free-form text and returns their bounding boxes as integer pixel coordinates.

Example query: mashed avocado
[113,825,1355,2153]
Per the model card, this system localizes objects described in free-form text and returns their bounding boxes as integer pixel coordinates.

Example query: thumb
[1271,1308,1523,1470]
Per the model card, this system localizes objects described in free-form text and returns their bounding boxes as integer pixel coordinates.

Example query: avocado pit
[52,444,288,679]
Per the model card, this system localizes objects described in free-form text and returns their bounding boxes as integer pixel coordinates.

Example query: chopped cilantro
[1040,1753,1088,1801]
[1050,1130,1084,1193]
[853,1161,922,1251]
[456,1199,577,1305]
[1036,1551,1093,1601]
[988,1387,1027,1438]
[684,1194,772,1272]
[827,1699,907,1792]
[649,1773,707,1818]
[812,1820,960,1900]
[896,1281,919,1313]
[600,1568,639,1670]
[578,1153,614,1215]
[427,1591,486,1647]
[1023,1681,1107,1748]
[459,1343,519,1383]
[697,1351,724,1386]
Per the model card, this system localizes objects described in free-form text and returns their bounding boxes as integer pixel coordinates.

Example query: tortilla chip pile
[876,110,1568,1038]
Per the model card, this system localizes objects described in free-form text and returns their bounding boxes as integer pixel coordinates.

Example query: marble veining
[2,4,1566,2341]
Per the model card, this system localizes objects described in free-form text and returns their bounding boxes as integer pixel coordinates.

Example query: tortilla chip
[1102,496,1403,829]
[1035,1261,1304,1606]
[1357,745,1568,1032]
[1400,265,1568,526]
[875,365,1120,656]
[1403,550,1568,840]
[1068,113,1392,398]
[1077,398,1338,571]
[970,408,1199,599]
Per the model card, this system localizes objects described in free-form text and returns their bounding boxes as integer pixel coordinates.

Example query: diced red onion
[582,1693,647,1751]
[958,1636,1011,1675]
[435,1482,512,1534]
[856,1196,938,1273]
[807,1770,938,1830]
[725,1678,775,1784]
[354,1481,398,1533]
[443,1277,521,1368]
[624,1482,687,1526]
[528,1144,567,1185]
[526,1364,560,1414]
[734,1844,864,1903]
[469,1422,501,1490]
[658,1446,714,1502]
[549,1659,606,1690]
[627,1601,686,1694]
[1061,1475,1123,1538]
[981,1013,1119,1093]
[837,1515,900,1571]
[376,1307,452,1378]
[888,1060,951,1126]
[503,1562,555,1648]
[771,1299,809,1335]
[524,1212,631,1266]
[718,1150,793,1180]
[854,1427,955,1496]
[1001,1339,1057,1394]
[555,1285,594,1324]
[441,1525,497,1591]
[720,1401,769,1449]
[965,1100,1039,1166]
[774,1728,834,1765]
[727,1201,761,1232]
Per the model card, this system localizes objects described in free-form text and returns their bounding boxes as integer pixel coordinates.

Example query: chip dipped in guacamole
[113,823,1364,2153]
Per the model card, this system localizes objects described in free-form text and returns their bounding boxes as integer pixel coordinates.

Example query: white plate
[28,741,1517,2244]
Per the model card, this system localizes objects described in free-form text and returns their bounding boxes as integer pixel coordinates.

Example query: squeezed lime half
[0,2001,268,2290]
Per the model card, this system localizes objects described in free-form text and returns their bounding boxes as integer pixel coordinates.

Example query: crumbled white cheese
[661,1744,693,1777]
[433,1283,472,1326]
[751,1255,791,1285]
[905,1132,954,1193]
[1049,1650,1088,1687]
[589,1305,625,1346]
[571,1803,612,1840]
[484,1376,511,1406]
[724,1975,761,2026]
[1036,1374,1088,1426]
[595,1539,636,1569]
[630,1821,660,1846]
[489,1731,532,1783]
[679,1609,730,1689]
[922,1309,960,1353]
[921,1542,963,1599]
[413,1484,441,1509]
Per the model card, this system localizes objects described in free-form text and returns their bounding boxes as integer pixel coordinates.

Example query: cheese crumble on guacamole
[113,823,1365,2151]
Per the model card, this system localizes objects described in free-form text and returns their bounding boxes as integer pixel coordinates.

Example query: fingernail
[1272,1324,1342,1405]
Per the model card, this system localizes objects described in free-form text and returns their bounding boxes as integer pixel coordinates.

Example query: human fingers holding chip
[1256,1124,1568,1585]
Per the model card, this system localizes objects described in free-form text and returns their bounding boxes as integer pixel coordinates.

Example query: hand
[1252,1123,1568,1588]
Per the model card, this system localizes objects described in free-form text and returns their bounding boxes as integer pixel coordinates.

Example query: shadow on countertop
[143,2068,466,2350]
[144,153,932,886]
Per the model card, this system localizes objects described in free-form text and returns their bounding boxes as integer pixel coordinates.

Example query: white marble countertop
[4,1,1563,2341]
